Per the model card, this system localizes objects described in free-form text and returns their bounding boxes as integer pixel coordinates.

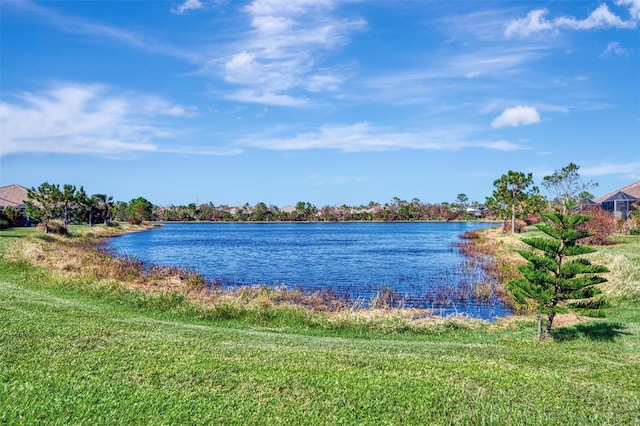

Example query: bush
[0,219,9,229]
[578,207,616,245]
[622,214,639,234]
[501,219,528,233]
[1,206,23,227]
[38,220,69,235]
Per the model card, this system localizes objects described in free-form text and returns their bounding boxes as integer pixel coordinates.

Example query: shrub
[622,214,640,234]
[578,207,616,245]
[514,219,528,233]
[502,219,528,233]
[0,219,9,229]
[42,220,69,236]
[1,206,22,227]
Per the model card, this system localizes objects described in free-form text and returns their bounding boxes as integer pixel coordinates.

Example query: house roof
[0,184,29,208]
[601,191,639,203]
[593,181,640,203]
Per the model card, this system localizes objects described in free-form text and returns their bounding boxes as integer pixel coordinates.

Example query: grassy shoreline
[2,223,638,331]
[1,224,639,424]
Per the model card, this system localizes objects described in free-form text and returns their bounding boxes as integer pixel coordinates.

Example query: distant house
[466,206,487,218]
[0,184,31,226]
[591,181,640,220]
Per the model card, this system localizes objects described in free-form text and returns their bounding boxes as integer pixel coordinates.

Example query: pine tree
[507,211,609,339]
[25,182,63,233]
[486,170,541,233]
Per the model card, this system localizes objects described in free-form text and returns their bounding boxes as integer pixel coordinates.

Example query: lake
[107,222,512,319]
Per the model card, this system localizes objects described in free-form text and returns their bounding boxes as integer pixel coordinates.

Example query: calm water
[107,222,512,319]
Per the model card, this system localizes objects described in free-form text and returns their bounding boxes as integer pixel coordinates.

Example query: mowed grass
[1,227,639,425]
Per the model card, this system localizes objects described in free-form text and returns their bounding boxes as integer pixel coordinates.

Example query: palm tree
[84,194,101,226]
[93,194,114,225]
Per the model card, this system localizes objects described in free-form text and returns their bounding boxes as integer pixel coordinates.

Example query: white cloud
[357,44,549,108]
[555,4,635,30]
[601,41,633,57]
[447,46,548,78]
[0,82,208,157]
[237,123,527,152]
[224,52,259,84]
[307,74,342,92]
[485,140,527,151]
[505,9,554,38]
[172,0,205,15]
[156,145,242,156]
[505,2,639,38]
[215,0,365,105]
[581,161,640,177]
[491,106,541,128]
[618,0,640,20]
[225,90,308,107]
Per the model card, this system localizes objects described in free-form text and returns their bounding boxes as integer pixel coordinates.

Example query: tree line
[17,183,152,233]
[16,187,488,230]
[154,196,483,223]
[9,162,633,235]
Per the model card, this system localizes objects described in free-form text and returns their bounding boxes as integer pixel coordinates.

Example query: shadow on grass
[553,322,630,342]
[0,233,27,250]
[0,234,21,239]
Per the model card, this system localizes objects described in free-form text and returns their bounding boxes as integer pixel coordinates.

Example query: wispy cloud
[237,122,527,153]
[172,0,205,15]
[0,82,238,157]
[491,106,541,128]
[225,90,309,107]
[365,47,545,87]
[446,46,548,78]
[356,42,550,109]
[215,0,365,106]
[581,161,640,177]
[7,0,199,61]
[505,1,639,38]
[600,41,633,57]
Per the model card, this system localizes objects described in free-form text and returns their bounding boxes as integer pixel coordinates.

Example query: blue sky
[1,0,639,207]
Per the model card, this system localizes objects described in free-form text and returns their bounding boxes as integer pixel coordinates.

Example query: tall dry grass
[588,250,640,302]
[454,227,525,308]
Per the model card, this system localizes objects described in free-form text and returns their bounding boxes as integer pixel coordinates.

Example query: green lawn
[1,227,639,425]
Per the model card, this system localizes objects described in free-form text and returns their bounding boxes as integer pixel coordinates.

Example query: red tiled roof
[0,184,29,208]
